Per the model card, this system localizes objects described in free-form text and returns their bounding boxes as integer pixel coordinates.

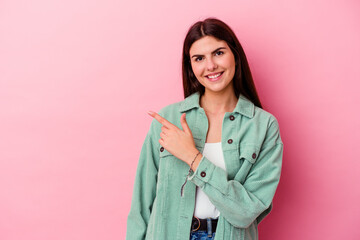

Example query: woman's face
[189,36,236,95]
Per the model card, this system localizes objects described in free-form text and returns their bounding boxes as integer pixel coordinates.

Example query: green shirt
[126,91,283,240]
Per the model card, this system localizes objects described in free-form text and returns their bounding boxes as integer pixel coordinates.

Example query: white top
[194,142,226,219]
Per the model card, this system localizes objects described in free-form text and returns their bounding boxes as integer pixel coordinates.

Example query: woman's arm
[188,119,283,228]
[126,119,159,240]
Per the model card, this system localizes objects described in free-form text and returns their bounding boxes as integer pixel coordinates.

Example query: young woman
[126,18,283,240]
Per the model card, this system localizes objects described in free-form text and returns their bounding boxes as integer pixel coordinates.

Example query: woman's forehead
[189,36,229,55]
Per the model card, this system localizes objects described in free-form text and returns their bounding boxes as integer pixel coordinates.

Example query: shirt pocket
[159,147,176,172]
[234,144,260,184]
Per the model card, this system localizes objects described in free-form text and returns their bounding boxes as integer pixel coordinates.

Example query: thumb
[180,113,192,134]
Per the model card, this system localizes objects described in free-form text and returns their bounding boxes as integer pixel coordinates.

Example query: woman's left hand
[147,111,201,168]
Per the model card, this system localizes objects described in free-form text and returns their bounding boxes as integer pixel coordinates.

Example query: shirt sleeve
[188,119,283,228]
[126,120,159,240]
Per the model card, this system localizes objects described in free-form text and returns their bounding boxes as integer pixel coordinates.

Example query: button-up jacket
[126,91,283,240]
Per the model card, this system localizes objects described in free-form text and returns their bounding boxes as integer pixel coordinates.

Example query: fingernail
[147,110,155,116]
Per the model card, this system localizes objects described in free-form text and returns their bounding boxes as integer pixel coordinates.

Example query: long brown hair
[182,18,262,108]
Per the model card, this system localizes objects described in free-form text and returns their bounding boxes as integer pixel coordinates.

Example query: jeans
[190,230,215,240]
[190,218,216,240]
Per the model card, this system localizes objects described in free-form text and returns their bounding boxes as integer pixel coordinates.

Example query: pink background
[1,0,359,239]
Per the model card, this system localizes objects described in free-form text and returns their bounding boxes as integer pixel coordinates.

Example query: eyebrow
[191,47,227,59]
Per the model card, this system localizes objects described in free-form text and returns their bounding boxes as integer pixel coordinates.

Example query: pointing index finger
[148,111,175,129]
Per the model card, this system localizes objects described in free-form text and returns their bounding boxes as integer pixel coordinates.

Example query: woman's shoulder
[253,105,278,123]
[238,94,279,126]
[252,106,282,145]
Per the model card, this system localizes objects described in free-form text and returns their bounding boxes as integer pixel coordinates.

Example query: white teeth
[207,73,221,79]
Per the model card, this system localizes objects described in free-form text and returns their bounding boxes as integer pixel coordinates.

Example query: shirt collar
[179,91,255,118]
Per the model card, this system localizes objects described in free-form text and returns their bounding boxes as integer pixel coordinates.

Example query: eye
[195,56,203,62]
[215,50,224,56]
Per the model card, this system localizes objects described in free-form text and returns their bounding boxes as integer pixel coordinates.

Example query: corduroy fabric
[126,91,283,240]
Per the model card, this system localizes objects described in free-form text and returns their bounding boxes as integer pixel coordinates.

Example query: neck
[200,89,237,115]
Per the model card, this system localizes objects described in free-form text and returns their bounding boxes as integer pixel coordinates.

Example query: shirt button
[252,153,257,159]
[160,147,164,152]
[200,171,206,177]
[229,115,235,121]
[227,139,233,144]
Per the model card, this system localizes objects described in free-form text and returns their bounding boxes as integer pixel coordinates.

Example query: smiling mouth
[206,72,224,80]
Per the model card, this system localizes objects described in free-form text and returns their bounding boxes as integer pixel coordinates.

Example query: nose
[206,57,217,71]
